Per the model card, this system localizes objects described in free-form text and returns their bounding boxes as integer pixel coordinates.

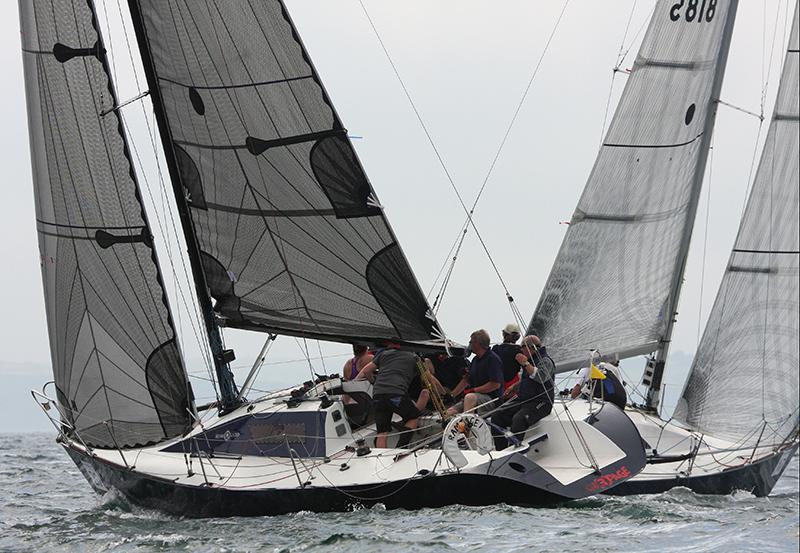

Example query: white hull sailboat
[606,410,798,496]
[20,0,648,515]
[527,0,799,496]
[35,378,645,516]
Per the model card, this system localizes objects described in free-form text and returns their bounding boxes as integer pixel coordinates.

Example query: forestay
[126,0,442,347]
[528,0,737,372]
[674,4,799,444]
[19,0,192,448]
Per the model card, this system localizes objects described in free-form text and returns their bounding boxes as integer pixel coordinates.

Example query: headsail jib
[126,0,443,349]
[528,1,740,384]
[674,3,800,444]
[19,0,193,448]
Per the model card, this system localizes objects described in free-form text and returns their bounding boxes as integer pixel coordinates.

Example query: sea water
[0,433,797,553]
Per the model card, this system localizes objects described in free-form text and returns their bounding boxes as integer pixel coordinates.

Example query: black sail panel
[19,0,192,448]
[127,0,440,345]
[528,1,737,372]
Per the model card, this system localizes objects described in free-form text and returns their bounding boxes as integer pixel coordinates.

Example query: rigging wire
[427,0,573,319]
[615,1,654,69]
[736,0,787,222]
[615,0,640,69]
[598,0,640,144]
[189,352,351,374]
[716,99,764,121]
[695,138,714,347]
[297,337,320,383]
[355,0,504,308]
[356,0,570,325]
[99,0,217,391]
[425,226,464,301]
[315,340,329,376]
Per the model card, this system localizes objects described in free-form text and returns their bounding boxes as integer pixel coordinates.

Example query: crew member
[570,356,627,409]
[491,335,554,450]
[356,343,421,448]
[447,329,504,416]
[343,344,373,381]
[492,323,523,393]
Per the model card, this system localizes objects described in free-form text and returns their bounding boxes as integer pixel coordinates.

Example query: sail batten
[19,0,192,448]
[528,1,739,374]
[127,0,442,347]
[674,4,800,443]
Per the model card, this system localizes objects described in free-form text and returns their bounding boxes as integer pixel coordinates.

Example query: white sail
[674,3,799,445]
[528,0,739,373]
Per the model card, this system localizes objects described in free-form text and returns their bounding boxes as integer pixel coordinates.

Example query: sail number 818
[670,0,716,22]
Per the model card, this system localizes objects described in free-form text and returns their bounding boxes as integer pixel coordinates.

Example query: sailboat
[20,0,647,516]
[528,0,799,496]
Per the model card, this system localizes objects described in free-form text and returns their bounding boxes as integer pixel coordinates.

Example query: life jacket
[503,372,520,393]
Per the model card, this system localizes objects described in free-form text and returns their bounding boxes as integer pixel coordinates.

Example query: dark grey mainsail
[528,0,739,375]
[19,0,192,448]
[674,4,799,444]
[125,0,442,347]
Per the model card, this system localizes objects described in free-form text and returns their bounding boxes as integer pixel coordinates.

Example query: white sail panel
[529,0,737,371]
[674,4,799,443]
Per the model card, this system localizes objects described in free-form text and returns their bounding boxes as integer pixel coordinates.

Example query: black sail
[127,0,441,346]
[19,0,192,448]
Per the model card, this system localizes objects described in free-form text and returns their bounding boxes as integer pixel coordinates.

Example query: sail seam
[201,203,338,218]
[247,185,374,272]
[37,229,141,242]
[604,132,703,149]
[633,57,713,70]
[37,219,144,230]
[732,249,800,254]
[172,129,345,153]
[157,74,314,90]
[728,266,774,274]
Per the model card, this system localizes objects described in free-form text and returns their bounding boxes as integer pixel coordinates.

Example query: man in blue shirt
[446,329,504,417]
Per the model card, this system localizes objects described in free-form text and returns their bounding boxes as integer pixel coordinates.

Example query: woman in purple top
[342,344,373,381]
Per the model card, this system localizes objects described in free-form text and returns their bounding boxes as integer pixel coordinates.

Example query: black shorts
[373,394,421,433]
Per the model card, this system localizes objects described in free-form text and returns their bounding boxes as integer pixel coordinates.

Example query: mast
[643,0,740,412]
[126,0,240,412]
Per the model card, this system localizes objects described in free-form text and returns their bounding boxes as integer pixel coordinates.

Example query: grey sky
[1,1,794,431]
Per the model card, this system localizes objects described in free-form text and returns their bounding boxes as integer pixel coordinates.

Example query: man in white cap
[492,323,522,393]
